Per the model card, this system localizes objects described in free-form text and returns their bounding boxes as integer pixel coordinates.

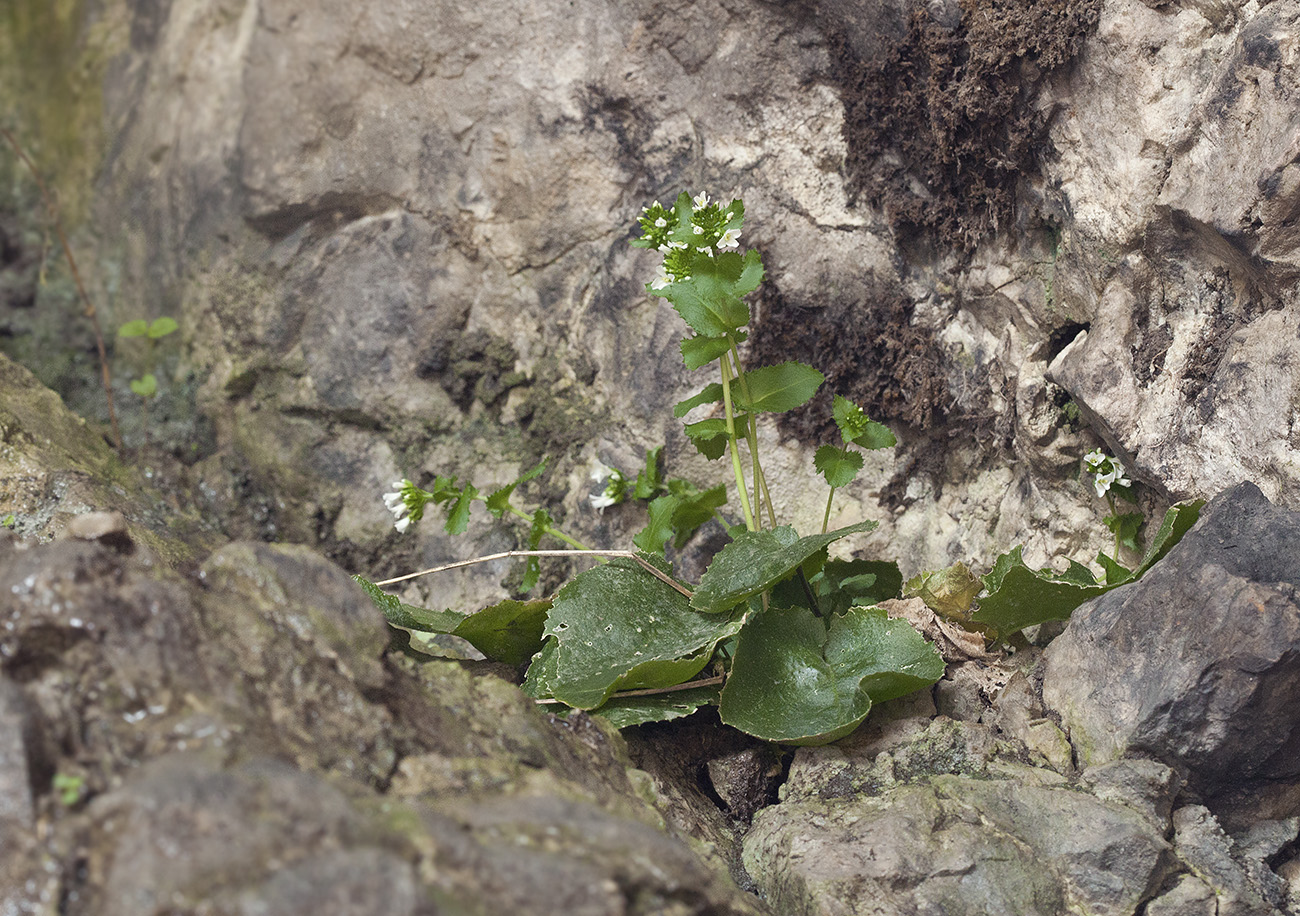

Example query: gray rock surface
[1042,482,1300,812]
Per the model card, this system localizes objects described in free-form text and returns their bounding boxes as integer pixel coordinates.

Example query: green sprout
[118,316,179,399]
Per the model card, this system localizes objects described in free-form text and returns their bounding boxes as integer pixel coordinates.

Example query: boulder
[1042,482,1300,817]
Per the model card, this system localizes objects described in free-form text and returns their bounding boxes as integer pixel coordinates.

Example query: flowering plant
[1083,448,1143,569]
[356,194,1202,744]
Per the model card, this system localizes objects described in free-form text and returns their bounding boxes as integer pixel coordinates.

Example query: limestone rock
[1041,483,1300,815]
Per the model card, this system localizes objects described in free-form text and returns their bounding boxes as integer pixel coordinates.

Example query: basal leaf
[972,551,1109,636]
[451,598,552,667]
[680,334,743,371]
[593,684,721,729]
[542,558,745,709]
[691,521,878,614]
[352,574,464,633]
[674,383,723,418]
[719,604,942,745]
[814,446,864,489]
[1134,500,1203,576]
[521,638,560,699]
[733,362,824,413]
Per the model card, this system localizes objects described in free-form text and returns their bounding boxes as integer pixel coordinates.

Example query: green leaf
[444,483,478,535]
[352,574,465,633]
[593,684,721,729]
[147,316,179,338]
[485,459,548,518]
[681,333,744,371]
[814,446,864,489]
[521,507,553,592]
[450,598,552,667]
[117,319,149,338]
[522,639,560,699]
[718,604,944,745]
[669,484,727,548]
[633,494,680,556]
[733,362,824,413]
[683,417,732,460]
[833,395,896,449]
[651,249,762,337]
[542,558,746,709]
[1105,511,1144,552]
[129,374,158,397]
[1134,500,1203,576]
[691,521,878,614]
[633,447,664,499]
[673,383,723,418]
[971,500,1204,637]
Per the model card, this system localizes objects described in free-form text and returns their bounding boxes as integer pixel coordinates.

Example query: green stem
[821,487,835,535]
[719,353,756,532]
[727,342,775,528]
[506,504,592,551]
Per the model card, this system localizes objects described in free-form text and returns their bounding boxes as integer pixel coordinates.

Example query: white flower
[650,273,672,290]
[384,479,414,532]
[692,225,704,235]
[697,246,713,256]
[589,492,618,511]
[692,191,710,209]
[590,460,615,484]
[1083,449,1105,473]
[717,227,741,250]
[654,217,667,228]
[668,240,687,250]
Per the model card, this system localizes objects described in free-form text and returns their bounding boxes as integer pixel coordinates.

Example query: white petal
[394,517,412,533]
[692,191,710,209]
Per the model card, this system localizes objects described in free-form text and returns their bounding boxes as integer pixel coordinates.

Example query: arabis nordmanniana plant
[1083,448,1142,571]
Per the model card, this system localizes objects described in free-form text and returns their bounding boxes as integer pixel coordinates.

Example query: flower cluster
[633,191,744,290]
[588,460,630,511]
[1083,449,1131,499]
[383,478,432,532]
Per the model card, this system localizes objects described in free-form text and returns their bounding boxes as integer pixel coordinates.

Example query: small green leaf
[683,417,732,460]
[633,494,680,556]
[485,459,548,518]
[522,639,560,699]
[633,447,664,499]
[1096,551,1132,586]
[972,553,1110,636]
[521,507,553,592]
[833,395,896,449]
[651,249,762,337]
[130,374,158,397]
[118,319,149,338]
[669,484,727,548]
[147,316,179,338]
[1105,511,1144,552]
[1134,500,1203,576]
[733,362,824,413]
[680,333,744,371]
[718,604,943,745]
[444,483,478,535]
[673,383,723,418]
[814,445,864,489]
[691,521,878,614]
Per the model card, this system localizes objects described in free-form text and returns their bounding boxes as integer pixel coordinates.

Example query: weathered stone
[745,719,1175,916]
[1170,805,1288,916]
[0,676,42,828]
[1041,483,1300,813]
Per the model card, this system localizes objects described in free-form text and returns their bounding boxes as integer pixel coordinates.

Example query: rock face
[6,0,1300,592]
[1042,482,1300,817]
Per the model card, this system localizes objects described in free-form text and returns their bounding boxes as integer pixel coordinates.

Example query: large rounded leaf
[719,604,944,745]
